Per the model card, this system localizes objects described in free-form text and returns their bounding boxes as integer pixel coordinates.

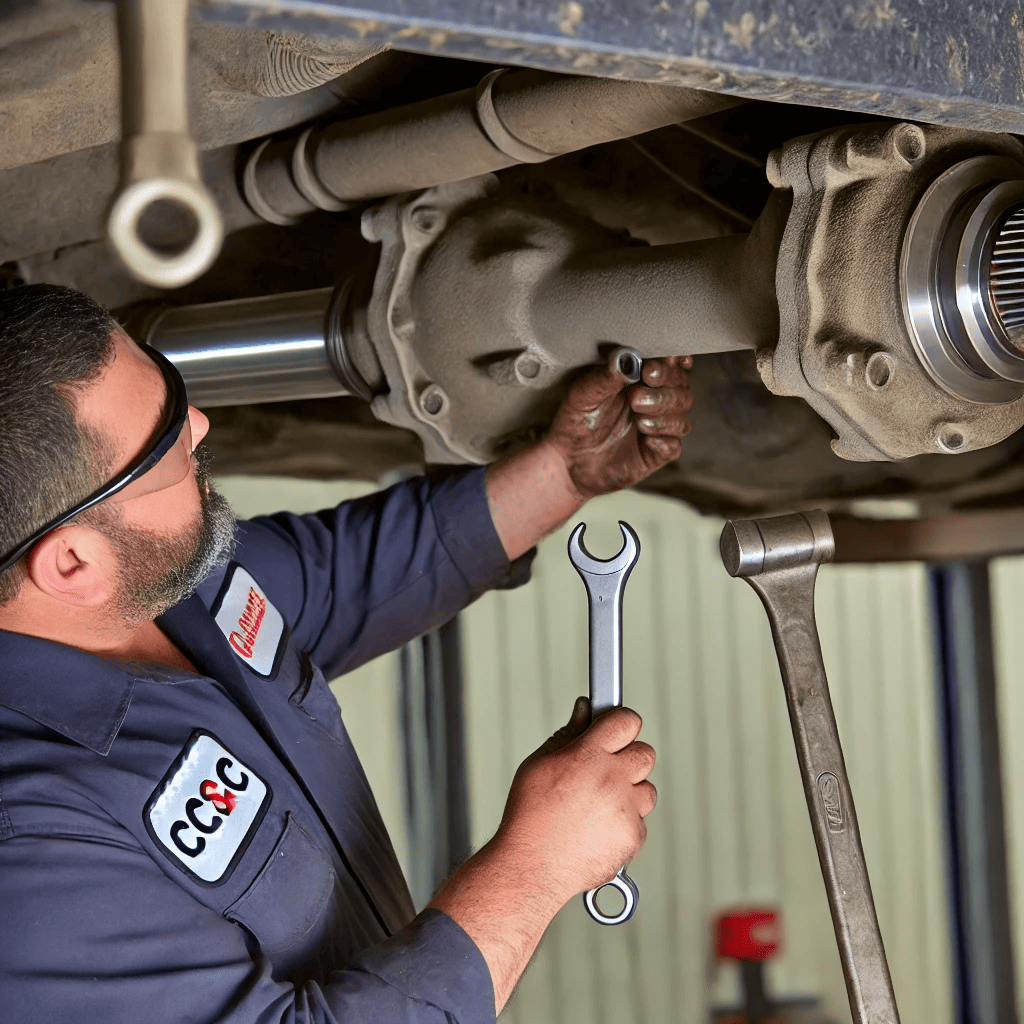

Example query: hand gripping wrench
[568,520,642,926]
[720,511,900,1024]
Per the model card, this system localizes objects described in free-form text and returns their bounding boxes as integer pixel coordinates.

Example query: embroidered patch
[212,565,286,678]
[145,731,271,885]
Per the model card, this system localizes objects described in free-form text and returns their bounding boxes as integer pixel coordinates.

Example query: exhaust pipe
[143,282,373,407]
[243,67,742,224]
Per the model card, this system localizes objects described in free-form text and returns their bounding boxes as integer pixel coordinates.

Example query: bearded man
[0,284,692,1023]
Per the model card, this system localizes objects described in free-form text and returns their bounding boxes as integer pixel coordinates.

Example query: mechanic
[0,284,693,1023]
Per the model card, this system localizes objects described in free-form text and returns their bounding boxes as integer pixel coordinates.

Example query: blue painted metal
[198,0,1024,133]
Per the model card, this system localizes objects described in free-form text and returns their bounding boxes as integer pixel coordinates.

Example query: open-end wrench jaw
[568,521,640,579]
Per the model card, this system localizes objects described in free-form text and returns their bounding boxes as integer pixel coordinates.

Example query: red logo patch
[229,587,266,659]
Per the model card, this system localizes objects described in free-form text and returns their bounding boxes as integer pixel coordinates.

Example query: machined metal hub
[902,156,1024,405]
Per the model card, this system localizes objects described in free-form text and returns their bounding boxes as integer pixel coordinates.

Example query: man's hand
[428,698,657,1013]
[497,696,656,897]
[546,355,694,502]
[486,354,694,560]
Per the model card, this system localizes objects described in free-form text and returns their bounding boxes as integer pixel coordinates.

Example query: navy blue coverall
[0,468,513,1023]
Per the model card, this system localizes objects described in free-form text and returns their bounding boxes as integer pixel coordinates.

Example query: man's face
[76,331,236,622]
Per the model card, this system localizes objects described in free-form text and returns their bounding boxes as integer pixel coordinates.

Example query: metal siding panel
[991,558,1024,1019]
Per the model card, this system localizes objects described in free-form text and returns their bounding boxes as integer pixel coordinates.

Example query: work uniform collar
[0,627,152,756]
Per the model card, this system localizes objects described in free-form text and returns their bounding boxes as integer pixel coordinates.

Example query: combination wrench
[568,520,642,926]
[720,510,900,1024]
[109,0,224,288]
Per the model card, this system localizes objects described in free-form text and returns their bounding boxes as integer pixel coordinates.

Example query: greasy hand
[496,697,657,902]
[545,355,693,501]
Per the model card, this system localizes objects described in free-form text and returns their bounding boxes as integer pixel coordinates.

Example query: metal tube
[147,288,347,407]
[244,67,742,223]
[531,235,768,359]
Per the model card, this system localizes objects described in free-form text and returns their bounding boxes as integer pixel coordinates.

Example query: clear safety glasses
[0,346,193,575]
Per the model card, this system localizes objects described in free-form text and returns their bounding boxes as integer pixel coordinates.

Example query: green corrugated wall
[992,558,1024,1015]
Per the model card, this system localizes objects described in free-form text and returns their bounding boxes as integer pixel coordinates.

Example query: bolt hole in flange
[894,124,926,164]
[420,385,448,417]
[865,351,895,390]
[410,206,442,234]
[937,425,967,452]
[516,355,542,380]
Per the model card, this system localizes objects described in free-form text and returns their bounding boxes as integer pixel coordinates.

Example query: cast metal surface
[764,120,1024,460]
[720,511,899,1024]
[356,174,771,463]
[242,66,740,223]
[568,520,641,926]
[134,112,1024,472]
[199,0,1024,135]
[109,0,224,288]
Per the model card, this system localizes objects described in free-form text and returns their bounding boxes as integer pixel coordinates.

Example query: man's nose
[188,405,210,449]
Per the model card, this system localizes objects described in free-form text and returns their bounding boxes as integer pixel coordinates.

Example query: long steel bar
[722,513,899,1024]
[745,564,899,1024]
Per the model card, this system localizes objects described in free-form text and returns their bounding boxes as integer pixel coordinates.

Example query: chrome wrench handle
[568,520,641,925]
[721,513,900,1024]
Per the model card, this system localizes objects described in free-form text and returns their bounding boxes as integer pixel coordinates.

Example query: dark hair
[0,285,120,603]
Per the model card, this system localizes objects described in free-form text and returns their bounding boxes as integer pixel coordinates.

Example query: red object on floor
[716,909,782,961]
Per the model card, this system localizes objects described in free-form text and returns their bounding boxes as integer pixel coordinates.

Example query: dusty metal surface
[198,0,1024,134]
[244,65,741,222]
[138,115,1024,478]
[9,5,1024,514]
[355,174,773,462]
[0,4,383,172]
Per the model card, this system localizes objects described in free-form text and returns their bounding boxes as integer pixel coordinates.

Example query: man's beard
[98,446,236,623]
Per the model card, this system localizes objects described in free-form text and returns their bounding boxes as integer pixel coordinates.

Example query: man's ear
[26,526,115,608]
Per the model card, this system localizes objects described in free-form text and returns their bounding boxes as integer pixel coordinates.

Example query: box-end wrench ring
[568,520,641,925]
[583,867,640,926]
[109,0,224,288]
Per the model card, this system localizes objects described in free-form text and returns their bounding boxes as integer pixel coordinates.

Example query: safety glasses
[0,346,192,576]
